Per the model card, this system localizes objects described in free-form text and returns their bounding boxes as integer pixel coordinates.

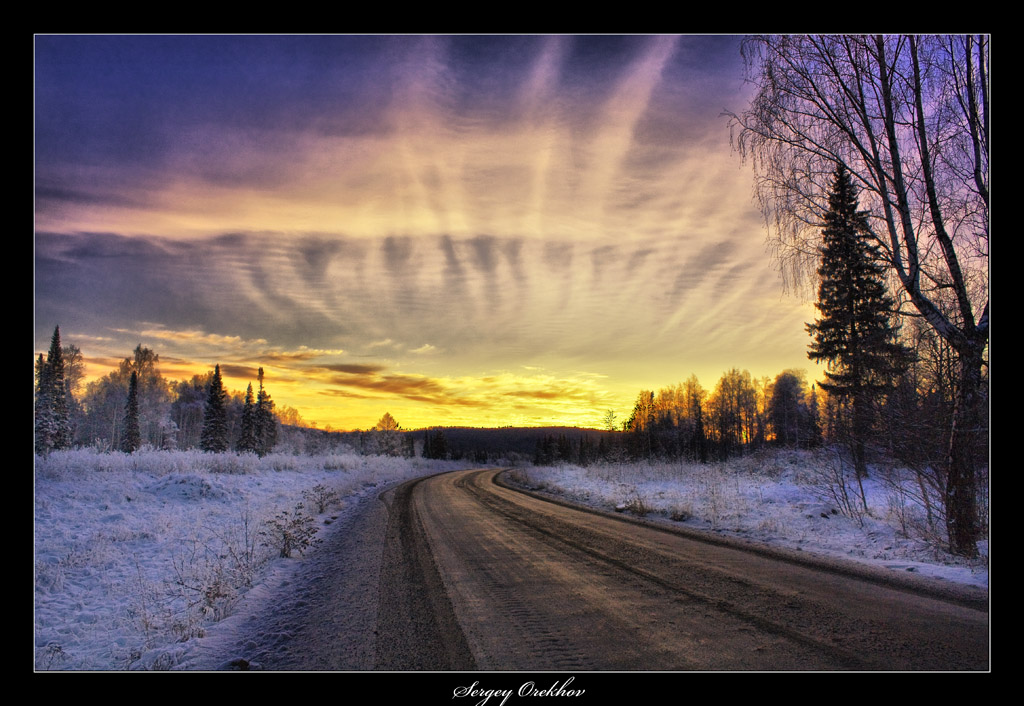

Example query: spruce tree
[34,353,54,455]
[34,326,72,454]
[254,367,276,457]
[424,428,448,460]
[200,365,229,453]
[807,166,910,477]
[237,383,258,453]
[120,371,141,453]
[806,384,823,449]
[48,328,70,449]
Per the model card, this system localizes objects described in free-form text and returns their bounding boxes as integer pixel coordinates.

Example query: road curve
[374,468,988,671]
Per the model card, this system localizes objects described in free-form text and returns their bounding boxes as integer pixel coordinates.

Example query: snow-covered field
[33,448,473,671]
[517,448,989,589]
[34,446,988,671]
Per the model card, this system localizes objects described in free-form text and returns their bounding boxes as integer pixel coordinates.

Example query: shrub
[669,505,692,522]
[303,484,341,514]
[261,504,320,558]
[622,489,651,517]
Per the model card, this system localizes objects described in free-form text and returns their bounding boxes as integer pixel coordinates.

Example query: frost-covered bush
[204,452,260,474]
[322,455,352,471]
[303,484,342,513]
[261,504,320,558]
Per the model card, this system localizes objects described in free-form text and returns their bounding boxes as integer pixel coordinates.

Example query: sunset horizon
[35,34,825,432]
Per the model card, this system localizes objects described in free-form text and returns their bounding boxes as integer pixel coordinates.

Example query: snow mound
[145,473,231,502]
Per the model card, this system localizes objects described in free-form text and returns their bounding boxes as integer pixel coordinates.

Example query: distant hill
[412,426,616,458]
[279,424,617,461]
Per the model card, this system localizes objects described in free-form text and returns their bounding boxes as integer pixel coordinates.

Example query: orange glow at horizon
[36,36,829,434]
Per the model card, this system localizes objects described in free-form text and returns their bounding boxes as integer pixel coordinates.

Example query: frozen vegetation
[516,448,988,589]
[34,446,987,671]
[33,448,474,671]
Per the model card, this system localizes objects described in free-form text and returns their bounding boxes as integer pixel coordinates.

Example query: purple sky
[35,35,822,430]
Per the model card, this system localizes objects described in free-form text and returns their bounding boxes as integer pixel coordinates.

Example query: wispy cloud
[137,328,262,348]
[36,36,822,429]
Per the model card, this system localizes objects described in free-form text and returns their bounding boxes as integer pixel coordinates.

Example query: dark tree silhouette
[807,166,910,477]
[34,326,71,454]
[120,371,141,453]
[254,367,277,457]
[423,428,449,459]
[237,383,258,454]
[200,365,229,453]
[769,370,807,448]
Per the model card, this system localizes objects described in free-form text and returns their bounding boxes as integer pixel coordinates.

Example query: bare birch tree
[728,35,988,555]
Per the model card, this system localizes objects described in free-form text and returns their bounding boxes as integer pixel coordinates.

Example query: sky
[34,34,824,431]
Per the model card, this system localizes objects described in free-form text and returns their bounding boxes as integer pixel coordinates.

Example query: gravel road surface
[191,468,988,671]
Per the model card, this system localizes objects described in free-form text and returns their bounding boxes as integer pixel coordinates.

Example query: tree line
[615,369,820,464]
[33,333,286,456]
[611,163,986,558]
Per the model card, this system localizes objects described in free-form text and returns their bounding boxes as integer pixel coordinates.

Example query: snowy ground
[517,448,989,590]
[34,446,988,671]
[33,448,474,671]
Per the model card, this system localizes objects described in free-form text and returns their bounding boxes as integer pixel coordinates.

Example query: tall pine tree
[236,382,258,454]
[254,367,276,457]
[34,353,54,455]
[120,371,141,453]
[200,364,229,453]
[807,166,910,477]
[34,326,72,454]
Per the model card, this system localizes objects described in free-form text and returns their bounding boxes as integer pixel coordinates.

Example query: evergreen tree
[34,353,54,455]
[806,384,823,448]
[577,435,593,466]
[422,430,433,458]
[47,328,70,449]
[254,367,277,457]
[768,370,807,448]
[556,434,573,463]
[807,166,911,476]
[200,364,229,452]
[62,344,85,444]
[34,326,72,454]
[236,383,258,453]
[533,435,556,466]
[424,428,449,460]
[120,371,141,453]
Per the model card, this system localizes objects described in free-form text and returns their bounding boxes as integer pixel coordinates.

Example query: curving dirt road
[374,468,988,671]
